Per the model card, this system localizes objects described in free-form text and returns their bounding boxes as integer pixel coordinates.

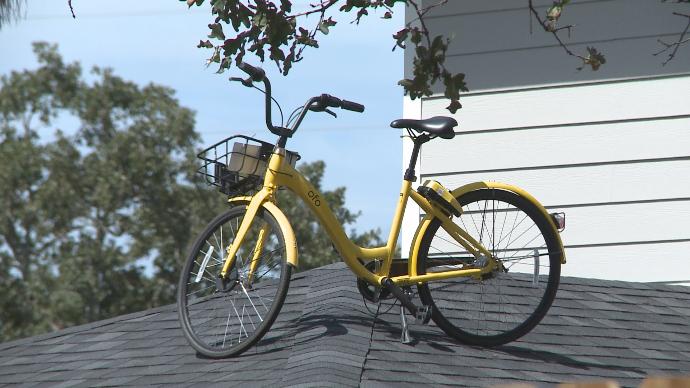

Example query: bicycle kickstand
[398,287,417,344]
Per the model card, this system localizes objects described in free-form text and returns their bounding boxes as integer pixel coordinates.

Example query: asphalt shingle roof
[1,262,689,387]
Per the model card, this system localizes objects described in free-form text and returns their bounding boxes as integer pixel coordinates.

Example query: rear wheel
[177,207,292,358]
[416,188,561,346]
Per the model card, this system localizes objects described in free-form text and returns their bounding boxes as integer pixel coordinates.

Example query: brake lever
[308,101,325,112]
[324,108,337,118]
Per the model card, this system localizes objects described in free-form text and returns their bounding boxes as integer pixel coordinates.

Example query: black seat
[390,116,457,139]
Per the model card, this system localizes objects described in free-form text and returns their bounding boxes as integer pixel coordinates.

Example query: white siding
[402,1,690,283]
[411,77,690,283]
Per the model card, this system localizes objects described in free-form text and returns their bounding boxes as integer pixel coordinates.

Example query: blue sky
[0,0,406,236]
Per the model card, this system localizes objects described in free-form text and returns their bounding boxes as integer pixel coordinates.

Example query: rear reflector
[550,212,566,232]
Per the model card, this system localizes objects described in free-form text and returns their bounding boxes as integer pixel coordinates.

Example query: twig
[68,0,75,18]
[653,12,690,65]
[405,0,448,28]
[527,0,584,61]
[289,0,338,19]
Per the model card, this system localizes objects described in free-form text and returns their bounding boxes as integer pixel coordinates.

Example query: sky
[0,0,406,237]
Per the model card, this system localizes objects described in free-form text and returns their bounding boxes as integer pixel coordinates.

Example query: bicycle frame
[219,149,499,288]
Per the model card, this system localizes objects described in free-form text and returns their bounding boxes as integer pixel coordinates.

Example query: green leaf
[196,40,214,49]
[446,99,462,114]
[207,23,226,40]
[318,21,331,35]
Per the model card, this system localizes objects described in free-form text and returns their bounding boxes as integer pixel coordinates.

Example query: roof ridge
[279,265,376,387]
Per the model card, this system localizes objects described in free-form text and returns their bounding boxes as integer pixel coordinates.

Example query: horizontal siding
[427,0,680,57]
[423,0,557,16]
[423,159,690,208]
[557,201,690,246]
[408,0,690,90]
[420,200,690,248]
[421,116,690,175]
[404,0,690,280]
[422,75,690,132]
[410,75,690,281]
[438,37,690,92]
[562,242,690,283]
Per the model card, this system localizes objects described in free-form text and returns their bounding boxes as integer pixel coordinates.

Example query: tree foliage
[0,0,24,29]
[0,43,379,342]
[186,0,468,113]
[184,0,690,114]
[0,42,207,340]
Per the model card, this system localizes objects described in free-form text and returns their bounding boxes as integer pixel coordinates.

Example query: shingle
[1,263,690,387]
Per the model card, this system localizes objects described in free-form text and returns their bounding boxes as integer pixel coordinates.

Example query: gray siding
[405,0,690,91]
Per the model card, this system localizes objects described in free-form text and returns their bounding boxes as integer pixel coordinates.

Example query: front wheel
[177,206,292,358]
[416,188,561,346]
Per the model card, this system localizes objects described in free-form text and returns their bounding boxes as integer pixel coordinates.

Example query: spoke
[230,299,249,342]
[243,304,257,330]
[501,250,552,262]
[502,226,541,263]
[433,233,466,252]
[186,284,216,297]
[496,212,528,249]
[212,231,222,256]
[468,203,484,245]
[189,274,216,284]
[252,251,283,282]
[240,282,264,322]
[496,202,511,257]
[222,310,233,348]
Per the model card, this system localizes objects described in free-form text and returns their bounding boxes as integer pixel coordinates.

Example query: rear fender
[408,181,566,275]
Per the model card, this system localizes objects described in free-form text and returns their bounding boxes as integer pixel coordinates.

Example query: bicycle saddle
[390,116,457,139]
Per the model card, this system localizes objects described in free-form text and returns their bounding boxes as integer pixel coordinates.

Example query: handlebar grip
[320,94,342,108]
[341,99,365,113]
[238,62,265,82]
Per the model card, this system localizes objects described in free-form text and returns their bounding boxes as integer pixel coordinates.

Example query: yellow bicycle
[177,63,567,358]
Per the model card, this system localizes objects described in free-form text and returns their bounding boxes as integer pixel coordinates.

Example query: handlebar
[316,94,365,113]
[233,62,365,142]
[238,62,265,83]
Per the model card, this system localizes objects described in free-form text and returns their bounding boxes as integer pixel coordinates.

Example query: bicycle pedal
[415,305,432,324]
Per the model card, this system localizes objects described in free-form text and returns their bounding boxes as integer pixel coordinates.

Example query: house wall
[401,0,690,283]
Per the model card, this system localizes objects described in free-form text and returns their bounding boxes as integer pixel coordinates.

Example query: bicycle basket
[197,135,300,196]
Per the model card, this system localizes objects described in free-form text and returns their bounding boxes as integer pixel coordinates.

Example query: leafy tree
[0,42,212,340]
[0,43,380,342]
[0,0,24,29]
[183,0,689,113]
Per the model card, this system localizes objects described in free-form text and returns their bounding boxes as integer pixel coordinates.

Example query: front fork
[217,220,270,287]
[247,223,270,283]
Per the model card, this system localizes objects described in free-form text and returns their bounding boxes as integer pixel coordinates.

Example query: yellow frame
[219,150,565,287]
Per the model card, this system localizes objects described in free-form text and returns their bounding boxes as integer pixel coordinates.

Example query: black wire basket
[197,135,300,196]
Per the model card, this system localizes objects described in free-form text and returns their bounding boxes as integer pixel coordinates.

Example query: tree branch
[528,0,581,60]
[288,0,338,19]
[654,12,690,65]
[528,0,605,71]
[68,0,75,18]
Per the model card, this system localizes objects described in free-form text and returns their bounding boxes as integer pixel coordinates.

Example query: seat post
[404,134,429,182]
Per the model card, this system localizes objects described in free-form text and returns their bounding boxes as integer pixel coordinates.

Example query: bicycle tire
[177,206,292,358]
[416,188,561,346]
